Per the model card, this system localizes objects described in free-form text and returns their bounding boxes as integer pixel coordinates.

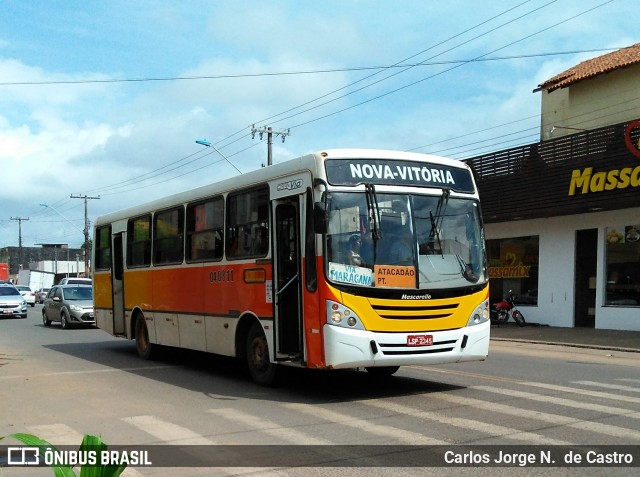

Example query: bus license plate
[407,334,433,346]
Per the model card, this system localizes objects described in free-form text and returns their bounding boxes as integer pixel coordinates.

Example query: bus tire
[246,321,278,386]
[135,315,154,360]
[366,366,400,377]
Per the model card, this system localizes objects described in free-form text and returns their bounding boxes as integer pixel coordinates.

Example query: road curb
[490,337,640,353]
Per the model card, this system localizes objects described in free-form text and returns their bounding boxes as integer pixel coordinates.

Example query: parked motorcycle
[491,290,526,327]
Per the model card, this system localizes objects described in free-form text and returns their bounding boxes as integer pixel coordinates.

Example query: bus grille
[378,339,457,355]
[370,302,458,320]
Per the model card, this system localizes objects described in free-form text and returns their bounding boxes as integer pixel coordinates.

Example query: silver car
[0,283,28,318]
[42,285,95,329]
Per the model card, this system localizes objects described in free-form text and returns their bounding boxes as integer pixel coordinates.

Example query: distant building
[0,244,87,279]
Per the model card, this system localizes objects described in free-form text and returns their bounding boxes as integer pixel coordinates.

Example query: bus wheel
[246,321,278,386]
[366,366,400,377]
[135,316,154,360]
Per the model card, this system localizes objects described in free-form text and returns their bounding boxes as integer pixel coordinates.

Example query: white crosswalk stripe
[474,385,640,418]
[521,381,640,404]
[283,402,448,445]
[572,380,640,393]
[122,415,216,445]
[207,408,332,445]
[430,391,640,441]
[363,399,572,445]
[122,415,287,476]
[27,423,84,446]
[16,377,640,475]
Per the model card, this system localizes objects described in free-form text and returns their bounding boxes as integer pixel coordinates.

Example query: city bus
[92,149,490,385]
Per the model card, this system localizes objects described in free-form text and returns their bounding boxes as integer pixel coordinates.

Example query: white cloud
[1,1,639,248]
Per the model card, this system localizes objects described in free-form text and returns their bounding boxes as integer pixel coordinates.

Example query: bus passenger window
[127,215,151,267]
[153,207,184,265]
[226,186,269,259]
[95,225,112,270]
[186,197,224,262]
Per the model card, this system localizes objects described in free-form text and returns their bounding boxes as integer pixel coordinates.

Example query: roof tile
[538,43,640,92]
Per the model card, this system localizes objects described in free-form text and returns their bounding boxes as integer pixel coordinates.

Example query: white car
[15,285,36,307]
[58,277,92,286]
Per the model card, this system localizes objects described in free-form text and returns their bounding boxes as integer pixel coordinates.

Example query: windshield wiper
[429,188,450,258]
[364,183,381,263]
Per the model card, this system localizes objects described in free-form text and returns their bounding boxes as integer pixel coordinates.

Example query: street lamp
[195,139,242,174]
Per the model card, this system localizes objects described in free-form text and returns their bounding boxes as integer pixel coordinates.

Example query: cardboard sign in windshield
[374,265,416,288]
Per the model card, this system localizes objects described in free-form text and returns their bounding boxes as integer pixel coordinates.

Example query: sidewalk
[490,323,640,353]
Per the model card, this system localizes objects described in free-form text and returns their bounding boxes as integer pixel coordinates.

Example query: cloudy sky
[0,0,637,249]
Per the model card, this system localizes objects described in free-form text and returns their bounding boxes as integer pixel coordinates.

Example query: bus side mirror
[313,202,327,234]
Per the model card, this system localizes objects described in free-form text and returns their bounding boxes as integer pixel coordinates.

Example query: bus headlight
[326,300,365,330]
[330,311,343,324]
[467,299,490,327]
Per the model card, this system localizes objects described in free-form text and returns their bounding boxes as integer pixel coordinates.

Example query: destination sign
[325,158,475,193]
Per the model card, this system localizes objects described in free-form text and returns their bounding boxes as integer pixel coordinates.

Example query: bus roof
[94,148,469,226]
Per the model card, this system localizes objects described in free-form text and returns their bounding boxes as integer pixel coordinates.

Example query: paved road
[1,306,639,476]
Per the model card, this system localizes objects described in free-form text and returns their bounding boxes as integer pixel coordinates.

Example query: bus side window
[127,215,151,267]
[153,206,184,265]
[226,186,269,260]
[186,196,224,262]
[94,225,112,270]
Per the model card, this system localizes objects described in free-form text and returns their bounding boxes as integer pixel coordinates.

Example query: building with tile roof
[537,43,640,141]
[467,44,640,331]
[539,43,640,92]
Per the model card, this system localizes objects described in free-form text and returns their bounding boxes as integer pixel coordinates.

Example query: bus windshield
[325,191,487,290]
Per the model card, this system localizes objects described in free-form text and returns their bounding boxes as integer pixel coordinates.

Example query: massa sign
[568,120,640,196]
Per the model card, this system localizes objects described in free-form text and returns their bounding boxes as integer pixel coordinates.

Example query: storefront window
[605,226,640,307]
[487,236,539,305]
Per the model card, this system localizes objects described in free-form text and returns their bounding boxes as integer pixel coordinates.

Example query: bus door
[111,232,126,336]
[272,197,303,359]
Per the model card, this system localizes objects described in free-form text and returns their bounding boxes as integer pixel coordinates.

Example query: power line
[68,2,618,195]
[284,0,615,132]
[0,49,620,87]
[176,1,556,169]
[21,2,621,205]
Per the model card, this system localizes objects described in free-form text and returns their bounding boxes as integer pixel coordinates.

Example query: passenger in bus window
[346,234,364,267]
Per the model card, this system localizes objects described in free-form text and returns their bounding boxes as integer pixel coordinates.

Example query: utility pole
[251,125,290,166]
[70,194,100,276]
[10,216,29,273]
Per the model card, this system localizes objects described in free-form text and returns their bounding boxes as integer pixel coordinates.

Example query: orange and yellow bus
[93,149,490,385]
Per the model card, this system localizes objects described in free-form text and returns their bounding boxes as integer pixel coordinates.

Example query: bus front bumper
[323,320,490,369]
